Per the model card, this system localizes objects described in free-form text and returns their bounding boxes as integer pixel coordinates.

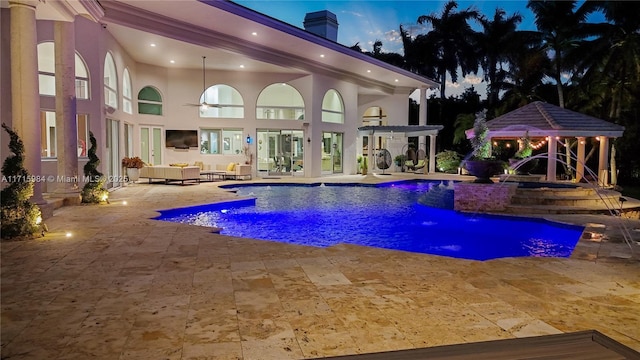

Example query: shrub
[436,150,462,173]
[81,131,108,203]
[1,123,42,239]
[470,109,491,159]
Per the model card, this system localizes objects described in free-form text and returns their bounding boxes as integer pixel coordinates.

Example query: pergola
[466,102,625,184]
[358,125,444,173]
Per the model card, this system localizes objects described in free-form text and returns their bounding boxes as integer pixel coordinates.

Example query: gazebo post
[598,136,610,186]
[547,136,558,181]
[576,137,586,183]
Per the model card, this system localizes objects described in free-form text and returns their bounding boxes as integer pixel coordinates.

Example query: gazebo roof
[466,101,625,138]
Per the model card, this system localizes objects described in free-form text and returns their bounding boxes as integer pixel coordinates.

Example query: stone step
[504,204,619,215]
[510,194,623,207]
[514,187,598,197]
[505,194,640,215]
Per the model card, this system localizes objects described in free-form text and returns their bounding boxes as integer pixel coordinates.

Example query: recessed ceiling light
[150,43,156,47]
[320,54,325,58]
[251,32,258,36]
[395,79,399,82]
[239,65,245,68]
[170,60,175,64]
[367,70,371,73]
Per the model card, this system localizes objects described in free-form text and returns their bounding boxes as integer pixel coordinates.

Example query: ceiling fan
[183,56,220,109]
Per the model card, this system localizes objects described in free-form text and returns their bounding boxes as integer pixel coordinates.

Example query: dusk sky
[235,1,539,54]
[233,1,604,98]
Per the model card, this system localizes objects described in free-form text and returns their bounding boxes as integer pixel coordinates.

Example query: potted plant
[122,156,145,182]
[356,155,363,174]
[361,156,368,175]
[464,110,505,182]
[394,154,406,171]
[509,131,538,175]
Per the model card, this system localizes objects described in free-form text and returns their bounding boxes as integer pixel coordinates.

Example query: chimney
[303,10,338,42]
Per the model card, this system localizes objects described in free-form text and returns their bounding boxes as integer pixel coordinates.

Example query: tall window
[75,55,89,99]
[200,128,243,155]
[123,69,133,114]
[40,111,89,158]
[138,86,163,115]
[103,52,118,109]
[77,114,89,157]
[37,42,56,96]
[37,42,89,99]
[199,84,244,118]
[322,89,344,124]
[256,83,305,120]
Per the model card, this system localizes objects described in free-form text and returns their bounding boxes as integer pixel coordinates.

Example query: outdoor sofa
[139,165,201,184]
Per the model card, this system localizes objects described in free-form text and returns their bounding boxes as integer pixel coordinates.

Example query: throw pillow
[226,162,236,172]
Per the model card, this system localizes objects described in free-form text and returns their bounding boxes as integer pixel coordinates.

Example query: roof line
[534,101,561,129]
[203,0,439,88]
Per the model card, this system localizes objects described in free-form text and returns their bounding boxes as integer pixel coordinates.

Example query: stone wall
[454,182,518,213]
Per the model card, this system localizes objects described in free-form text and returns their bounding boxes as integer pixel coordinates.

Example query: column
[10,0,44,203]
[53,20,80,195]
[418,87,427,148]
[418,87,427,125]
[366,133,374,176]
[429,134,436,174]
[546,137,557,181]
[575,137,586,183]
[598,136,609,186]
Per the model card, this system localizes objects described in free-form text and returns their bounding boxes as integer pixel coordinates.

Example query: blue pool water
[154,181,584,261]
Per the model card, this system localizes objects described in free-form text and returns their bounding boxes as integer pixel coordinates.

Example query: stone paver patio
[2,175,639,359]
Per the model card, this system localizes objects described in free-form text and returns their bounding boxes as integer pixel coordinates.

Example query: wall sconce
[307,137,311,143]
[246,135,252,144]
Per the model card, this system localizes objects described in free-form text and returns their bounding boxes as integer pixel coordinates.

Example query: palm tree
[526,0,598,108]
[400,25,437,79]
[494,42,550,115]
[476,9,523,111]
[571,1,640,121]
[417,1,480,99]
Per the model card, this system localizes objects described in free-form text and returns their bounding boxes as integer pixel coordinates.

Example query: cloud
[463,74,483,85]
[340,10,364,18]
[446,80,461,89]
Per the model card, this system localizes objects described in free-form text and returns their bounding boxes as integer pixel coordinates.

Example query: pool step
[510,188,622,207]
[505,186,640,215]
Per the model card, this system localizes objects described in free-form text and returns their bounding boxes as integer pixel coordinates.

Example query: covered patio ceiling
[358,125,444,137]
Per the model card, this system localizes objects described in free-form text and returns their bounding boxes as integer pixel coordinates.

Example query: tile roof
[484,102,624,138]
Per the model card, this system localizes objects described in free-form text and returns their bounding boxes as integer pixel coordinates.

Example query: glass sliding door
[140,126,163,165]
[322,132,343,174]
[105,118,120,188]
[256,129,304,177]
[124,123,133,157]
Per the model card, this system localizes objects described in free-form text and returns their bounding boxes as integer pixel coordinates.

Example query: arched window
[104,52,118,109]
[138,86,163,115]
[256,83,305,120]
[362,106,387,125]
[123,68,133,114]
[37,42,89,99]
[322,89,344,124]
[199,84,244,118]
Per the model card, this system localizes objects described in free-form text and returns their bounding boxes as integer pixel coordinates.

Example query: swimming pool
[154,181,585,261]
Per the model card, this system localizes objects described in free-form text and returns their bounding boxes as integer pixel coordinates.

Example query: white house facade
[1,0,439,205]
